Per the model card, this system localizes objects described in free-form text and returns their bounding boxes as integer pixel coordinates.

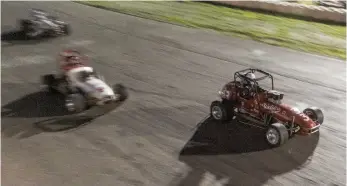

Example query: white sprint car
[41,50,128,113]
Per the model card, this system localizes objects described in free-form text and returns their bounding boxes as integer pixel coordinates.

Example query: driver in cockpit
[240,72,256,99]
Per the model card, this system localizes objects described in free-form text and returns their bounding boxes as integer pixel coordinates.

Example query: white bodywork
[65,66,116,103]
[28,10,62,37]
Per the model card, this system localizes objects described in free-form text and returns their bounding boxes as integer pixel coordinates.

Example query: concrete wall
[214,1,346,24]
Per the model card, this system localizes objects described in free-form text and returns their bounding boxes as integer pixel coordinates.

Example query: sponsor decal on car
[261,103,280,113]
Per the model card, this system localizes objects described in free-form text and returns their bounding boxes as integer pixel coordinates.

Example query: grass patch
[77,1,346,60]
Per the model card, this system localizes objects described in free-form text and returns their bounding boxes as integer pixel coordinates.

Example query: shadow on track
[2,88,126,138]
[1,29,55,47]
[177,116,320,186]
[34,101,125,133]
[1,30,27,42]
[1,91,69,118]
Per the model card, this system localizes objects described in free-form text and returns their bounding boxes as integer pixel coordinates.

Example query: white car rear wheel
[65,93,87,113]
[41,74,57,93]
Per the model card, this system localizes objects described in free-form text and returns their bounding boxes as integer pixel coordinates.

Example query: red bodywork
[58,49,88,72]
[221,81,320,135]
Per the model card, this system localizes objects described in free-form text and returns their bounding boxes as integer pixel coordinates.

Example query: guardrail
[212,1,346,24]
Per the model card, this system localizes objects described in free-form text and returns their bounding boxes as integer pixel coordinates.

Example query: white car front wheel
[112,84,128,101]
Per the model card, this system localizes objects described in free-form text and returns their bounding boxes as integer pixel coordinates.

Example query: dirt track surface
[1,1,346,186]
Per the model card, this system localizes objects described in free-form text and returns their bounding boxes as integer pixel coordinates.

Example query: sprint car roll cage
[234,68,274,92]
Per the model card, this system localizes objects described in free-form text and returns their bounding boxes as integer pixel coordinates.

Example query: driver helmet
[246,72,256,80]
[66,56,81,65]
[241,72,256,86]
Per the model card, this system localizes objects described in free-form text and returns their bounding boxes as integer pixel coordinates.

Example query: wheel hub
[65,99,75,112]
[211,106,222,120]
[266,128,279,145]
[305,111,316,121]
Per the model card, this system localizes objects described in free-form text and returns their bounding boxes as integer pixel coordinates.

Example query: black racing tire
[303,107,324,124]
[265,123,289,148]
[62,24,71,35]
[19,19,40,40]
[19,19,31,32]
[65,93,87,113]
[41,74,57,93]
[113,83,129,101]
[19,19,35,40]
[210,100,232,122]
